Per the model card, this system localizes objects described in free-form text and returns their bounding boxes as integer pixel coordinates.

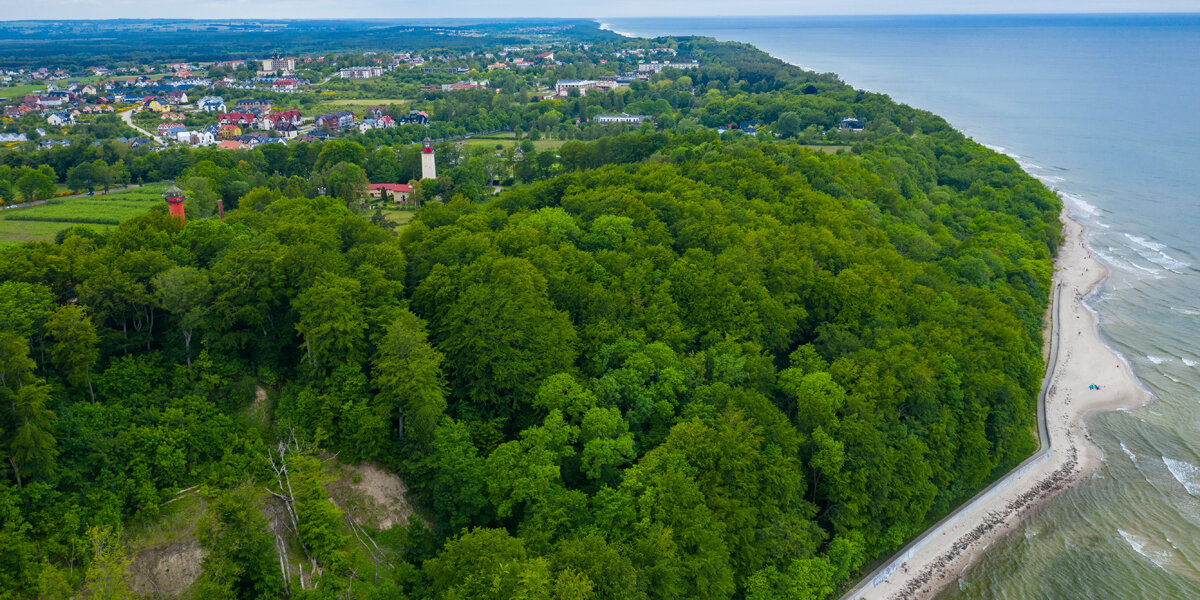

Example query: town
[0,30,874,214]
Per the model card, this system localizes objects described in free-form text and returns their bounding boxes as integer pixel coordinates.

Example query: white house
[46,112,74,126]
[177,130,216,146]
[197,96,227,112]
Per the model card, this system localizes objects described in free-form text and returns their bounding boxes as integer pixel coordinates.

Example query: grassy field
[380,208,416,228]
[0,183,166,247]
[310,98,408,115]
[462,134,565,151]
[0,83,45,98]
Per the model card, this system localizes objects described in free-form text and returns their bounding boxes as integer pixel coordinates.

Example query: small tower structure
[420,136,437,180]
[163,183,186,222]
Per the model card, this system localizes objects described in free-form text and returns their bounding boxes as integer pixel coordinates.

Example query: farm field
[0,183,166,246]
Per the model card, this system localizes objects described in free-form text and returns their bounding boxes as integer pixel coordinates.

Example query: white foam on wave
[1171,306,1200,316]
[1147,355,1169,365]
[1183,357,1198,367]
[1162,456,1200,496]
[1118,529,1173,572]
[1060,191,1102,218]
[1165,373,1182,383]
[1121,441,1138,462]
[1124,234,1190,273]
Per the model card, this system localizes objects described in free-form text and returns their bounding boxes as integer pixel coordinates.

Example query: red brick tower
[163,183,186,222]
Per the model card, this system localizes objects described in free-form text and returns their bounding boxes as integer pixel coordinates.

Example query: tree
[66,163,100,193]
[195,486,283,600]
[294,274,366,369]
[776,111,803,137]
[436,256,578,416]
[8,383,58,488]
[152,266,212,368]
[15,170,55,202]
[82,527,133,600]
[44,305,99,401]
[182,177,220,219]
[372,309,446,444]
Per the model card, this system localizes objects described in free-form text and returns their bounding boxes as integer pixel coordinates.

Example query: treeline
[0,119,1059,599]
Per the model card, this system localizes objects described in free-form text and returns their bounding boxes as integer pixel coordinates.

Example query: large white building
[339,66,384,79]
[594,113,651,125]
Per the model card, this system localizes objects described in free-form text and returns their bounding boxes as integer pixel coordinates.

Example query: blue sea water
[605,14,1200,599]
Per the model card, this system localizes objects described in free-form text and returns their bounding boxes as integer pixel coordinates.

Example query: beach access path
[840,212,1152,600]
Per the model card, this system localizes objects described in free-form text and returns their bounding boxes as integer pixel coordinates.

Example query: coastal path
[838,213,1147,600]
[837,279,1063,600]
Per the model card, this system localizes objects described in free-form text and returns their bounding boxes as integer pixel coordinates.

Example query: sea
[604,14,1200,599]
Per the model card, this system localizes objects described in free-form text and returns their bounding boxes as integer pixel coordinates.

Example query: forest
[0,37,1061,600]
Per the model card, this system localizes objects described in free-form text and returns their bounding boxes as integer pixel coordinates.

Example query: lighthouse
[163,183,186,222]
[420,136,436,180]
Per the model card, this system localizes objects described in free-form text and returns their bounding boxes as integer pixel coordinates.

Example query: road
[119,109,164,145]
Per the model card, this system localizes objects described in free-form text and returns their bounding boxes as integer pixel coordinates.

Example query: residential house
[365,106,386,119]
[197,96,226,112]
[218,112,256,127]
[217,140,250,150]
[218,124,242,139]
[259,109,302,130]
[376,115,395,128]
[838,117,865,132]
[157,122,186,137]
[0,133,28,143]
[366,183,413,204]
[80,84,98,96]
[315,111,354,131]
[3,105,31,118]
[398,110,430,126]
[274,122,298,139]
[46,111,74,126]
[143,98,169,113]
[25,95,64,108]
[177,130,215,146]
[38,139,71,149]
[272,79,298,92]
[236,99,271,113]
[167,91,188,105]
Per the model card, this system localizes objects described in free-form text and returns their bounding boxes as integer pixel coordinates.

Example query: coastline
[846,210,1153,600]
[594,21,1159,598]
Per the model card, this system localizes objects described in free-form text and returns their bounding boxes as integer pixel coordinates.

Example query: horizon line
[3,12,1200,23]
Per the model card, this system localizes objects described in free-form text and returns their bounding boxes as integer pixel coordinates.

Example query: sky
[4,0,1200,20]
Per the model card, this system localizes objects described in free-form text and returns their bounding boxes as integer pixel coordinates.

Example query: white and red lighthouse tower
[420,136,436,180]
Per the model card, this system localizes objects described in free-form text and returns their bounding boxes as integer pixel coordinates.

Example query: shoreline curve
[840,210,1153,600]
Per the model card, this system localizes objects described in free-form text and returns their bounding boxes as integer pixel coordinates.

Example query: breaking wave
[1162,456,1200,496]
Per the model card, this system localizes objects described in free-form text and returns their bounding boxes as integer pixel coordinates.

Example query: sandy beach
[843,211,1154,600]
